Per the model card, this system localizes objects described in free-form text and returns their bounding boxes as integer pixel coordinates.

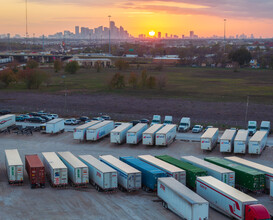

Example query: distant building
[190,31,194,38]
[153,55,180,65]
[66,57,112,67]
[158,32,161,39]
[75,26,79,35]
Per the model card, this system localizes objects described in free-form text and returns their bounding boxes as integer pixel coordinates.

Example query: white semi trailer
[234,130,248,154]
[0,114,15,131]
[201,128,219,151]
[142,124,164,145]
[155,124,176,146]
[220,129,237,153]
[86,120,114,141]
[248,131,267,155]
[110,123,133,144]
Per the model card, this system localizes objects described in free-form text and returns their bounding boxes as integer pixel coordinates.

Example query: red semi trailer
[25,155,45,189]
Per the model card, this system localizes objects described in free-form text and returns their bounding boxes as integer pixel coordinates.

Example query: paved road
[15,122,273,147]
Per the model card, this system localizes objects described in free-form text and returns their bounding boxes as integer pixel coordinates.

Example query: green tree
[109,73,125,89]
[65,61,80,74]
[228,48,252,66]
[19,69,49,89]
[147,76,156,89]
[140,69,148,88]
[54,59,63,72]
[115,59,129,71]
[0,69,17,87]
[128,72,138,88]
[26,59,39,69]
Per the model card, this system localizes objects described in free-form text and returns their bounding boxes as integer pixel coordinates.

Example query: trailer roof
[181,156,234,174]
[58,151,87,168]
[159,177,208,204]
[5,149,23,166]
[46,118,64,124]
[204,157,264,176]
[143,124,164,134]
[0,114,15,120]
[99,155,141,174]
[75,121,101,130]
[197,176,257,202]
[111,123,132,133]
[127,123,148,133]
[79,155,116,173]
[138,155,184,173]
[249,131,267,142]
[87,120,113,130]
[234,130,248,141]
[201,128,219,139]
[225,156,273,175]
[156,124,177,134]
[25,154,44,168]
[42,152,67,169]
[220,129,237,140]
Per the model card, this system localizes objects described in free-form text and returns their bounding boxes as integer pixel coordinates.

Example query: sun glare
[149,30,155,37]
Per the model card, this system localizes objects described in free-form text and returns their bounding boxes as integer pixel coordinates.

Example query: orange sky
[1,0,273,38]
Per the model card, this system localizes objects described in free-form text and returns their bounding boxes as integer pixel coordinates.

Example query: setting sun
[149,30,155,37]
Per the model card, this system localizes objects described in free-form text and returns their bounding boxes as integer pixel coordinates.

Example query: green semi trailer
[156,155,207,190]
[204,157,265,193]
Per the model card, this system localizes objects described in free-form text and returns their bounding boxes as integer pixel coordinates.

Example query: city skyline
[1,0,273,38]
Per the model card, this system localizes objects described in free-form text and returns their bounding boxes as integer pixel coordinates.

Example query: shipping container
[73,121,101,141]
[142,124,164,145]
[25,155,45,189]
[138,155,186,185]
[158,177,209,220]
[155,124,176,146]
[0,114,15,131]
[181,156,235,187]
[110,123,133,144]
[45,118,65,134]
[86,120,114,141]
[234,130,248,154]
[126,123,148,144]
[196,176,270,220]
[156,155,207,190]
[58,151,89,186]
[120,156,167,191]
[220,129,237,153]
[5,149,24,184]
[201,128,219,151]
[42,152,68,187]
[204,157,265,192]
[225,156,273,192]
[79,155,117,191]
[99,155,141,191]
[248,131,267,155]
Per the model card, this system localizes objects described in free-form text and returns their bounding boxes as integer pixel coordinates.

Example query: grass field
[2,65,273,104]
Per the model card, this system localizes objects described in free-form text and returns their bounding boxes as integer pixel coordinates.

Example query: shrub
[54,59,63,72]
[0,69,17,87]
[65,61,80,74]
[26,59,39,69]
[109,73,125,89]
[128,72,138,88]
[147,76,156,89]
[19,68,49,89]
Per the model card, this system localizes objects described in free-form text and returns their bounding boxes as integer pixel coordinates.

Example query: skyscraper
[75,26,79,35]
[190,31,194,38]
[158,32,161,39]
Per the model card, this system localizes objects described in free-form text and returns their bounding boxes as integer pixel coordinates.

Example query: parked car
[64,118,80,125]
[37,111,49,116]
[114,122,122,128]
[40,115,51,122]
[28,117,46,123]
[92,117,104,121]
[78,116,89,122]
[192,125,203,133]
[19,114,31,120]
[28,112,40,117]
[140,119,150,124]
[47,114,58,120]
[130,120,140,126]
[101,115,111,120]
[204,125,213,132]
[16,116,25,122]
[0,109,11,115]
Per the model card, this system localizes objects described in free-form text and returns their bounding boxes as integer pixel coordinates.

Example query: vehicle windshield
[152,120,160,123]
[165,121,171,124]
[248,126,256,129]
[193,126,199,128]
[260,127,268,130]
[180,123,188,126]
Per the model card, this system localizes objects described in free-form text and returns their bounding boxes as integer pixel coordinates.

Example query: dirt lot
[0,132,272,220]
[1,91,273,127]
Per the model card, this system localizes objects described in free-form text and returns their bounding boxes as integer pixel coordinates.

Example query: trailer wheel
[162,201,168,209]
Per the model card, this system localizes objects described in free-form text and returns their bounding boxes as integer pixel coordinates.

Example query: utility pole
[224,19,226,54]
[245,96,249,126]
[108,15,111,55]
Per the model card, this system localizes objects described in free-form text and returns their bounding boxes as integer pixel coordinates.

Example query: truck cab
[151,115,161,126]
[248,121,257,136]
[178,117,191,132]
[260,121,271,135]
[245,204,271,220]
[163,116,173,125]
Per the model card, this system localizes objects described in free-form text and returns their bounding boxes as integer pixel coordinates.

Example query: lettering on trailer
[160,184,165,191]
[0,119,11,125]
[197,180,241,219]
[97,130,106,139]
[96,171,101,178]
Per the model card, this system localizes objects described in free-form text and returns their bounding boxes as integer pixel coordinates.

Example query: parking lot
[0,130,273,220]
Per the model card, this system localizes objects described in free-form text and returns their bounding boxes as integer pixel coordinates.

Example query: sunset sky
[1,0,273,38]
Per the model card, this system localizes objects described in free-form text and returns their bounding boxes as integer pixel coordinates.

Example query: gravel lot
[0,132,272,220]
